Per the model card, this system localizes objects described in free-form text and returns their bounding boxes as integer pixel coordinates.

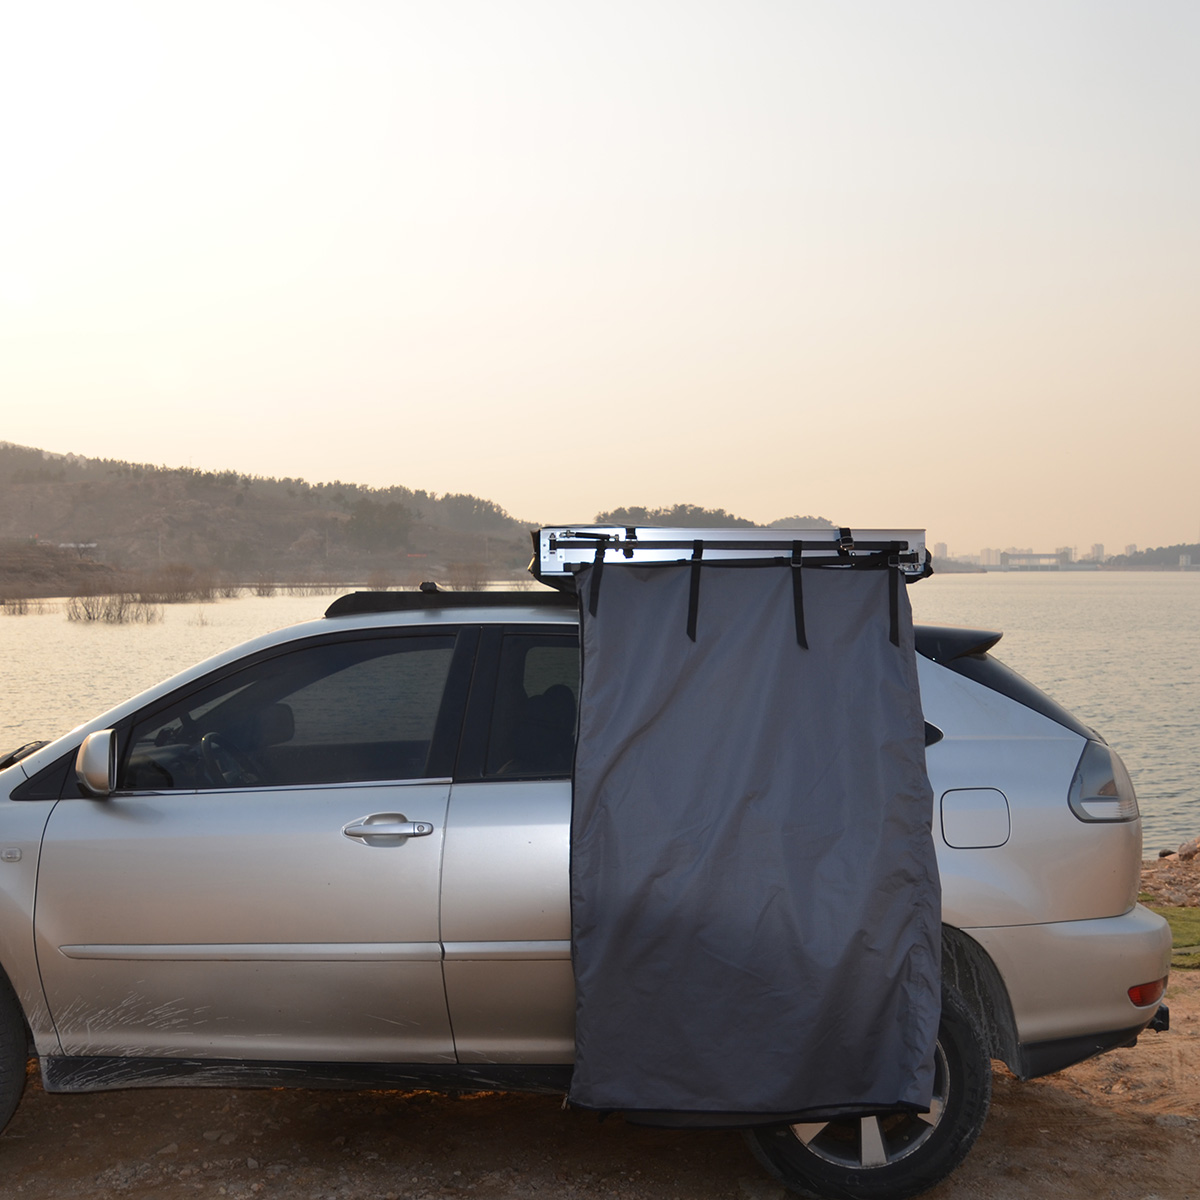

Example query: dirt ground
[0,966,1191,1200]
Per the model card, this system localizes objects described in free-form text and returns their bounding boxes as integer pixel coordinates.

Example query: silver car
[0,586,1171,1200]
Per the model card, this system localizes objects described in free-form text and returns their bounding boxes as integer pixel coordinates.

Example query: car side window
[121,636,456,791]
[484,634,580,778]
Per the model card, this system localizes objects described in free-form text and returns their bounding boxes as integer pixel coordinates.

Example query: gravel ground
[2,968,1196,1200]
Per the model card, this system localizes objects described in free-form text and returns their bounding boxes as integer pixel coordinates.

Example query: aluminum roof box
[532,525,929,582]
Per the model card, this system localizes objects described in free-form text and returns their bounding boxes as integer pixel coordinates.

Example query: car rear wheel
[745,988,991,1200]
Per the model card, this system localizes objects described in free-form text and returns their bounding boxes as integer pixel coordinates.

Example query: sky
[1,1,1197,556]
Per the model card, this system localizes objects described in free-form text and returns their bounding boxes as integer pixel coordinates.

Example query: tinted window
[121,636,455,790]
[936,654,1093,739]
[484,634,579,778]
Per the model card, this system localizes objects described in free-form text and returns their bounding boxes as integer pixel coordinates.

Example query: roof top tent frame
[531,526,929,583]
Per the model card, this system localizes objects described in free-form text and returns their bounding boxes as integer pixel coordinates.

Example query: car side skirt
[40,1056,574,1095]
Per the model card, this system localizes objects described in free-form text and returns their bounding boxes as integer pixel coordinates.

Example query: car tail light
[1068,741,1139,823]
[1128,978,1166,1008]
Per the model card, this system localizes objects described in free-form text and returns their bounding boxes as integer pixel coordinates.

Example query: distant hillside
[1107,543,1200,569]
[0,538,120,599]
[0,442,837,595]
[0,441,530,592]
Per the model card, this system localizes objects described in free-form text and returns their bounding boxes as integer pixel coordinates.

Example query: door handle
[343,815,434,840]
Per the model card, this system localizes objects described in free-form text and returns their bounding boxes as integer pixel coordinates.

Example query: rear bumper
[965,903,1172,1078]
[1016,1006,1166,1079]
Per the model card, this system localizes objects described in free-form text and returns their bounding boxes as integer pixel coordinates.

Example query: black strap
[791,541,808,649]
[588,544,605,617]
[686,541,703,641]
[888,563,900,647]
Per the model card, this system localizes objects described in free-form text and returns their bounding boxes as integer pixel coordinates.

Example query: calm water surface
[1,575,1196,847]
[0,593,332,751]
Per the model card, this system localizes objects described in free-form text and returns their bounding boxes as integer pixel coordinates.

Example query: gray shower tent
[532,527,940,1125]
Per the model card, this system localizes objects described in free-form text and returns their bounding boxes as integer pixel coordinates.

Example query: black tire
[744,988,991,1200]
[0,973,28,1134]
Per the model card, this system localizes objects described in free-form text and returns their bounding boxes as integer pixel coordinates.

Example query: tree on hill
[765,515,835,529]
[595,504,756,528]
[346,498,413,550]
[434,493,516,532]
[594,504,834,529]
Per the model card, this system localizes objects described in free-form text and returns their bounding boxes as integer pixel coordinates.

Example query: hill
[0,442,530,594]
[0,443,835,596]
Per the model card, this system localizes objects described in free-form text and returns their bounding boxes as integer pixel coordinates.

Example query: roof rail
[530,525,929,584]
[325,590,576,618]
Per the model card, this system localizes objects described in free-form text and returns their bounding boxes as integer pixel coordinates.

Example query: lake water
[1,574,1196,848]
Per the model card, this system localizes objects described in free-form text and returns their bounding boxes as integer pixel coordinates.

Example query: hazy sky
[2,1,1197,555]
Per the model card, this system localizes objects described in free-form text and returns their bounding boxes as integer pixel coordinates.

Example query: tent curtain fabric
[567,561,941,1123]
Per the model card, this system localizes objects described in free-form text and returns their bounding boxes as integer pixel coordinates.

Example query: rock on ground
[1142,853,1200,907]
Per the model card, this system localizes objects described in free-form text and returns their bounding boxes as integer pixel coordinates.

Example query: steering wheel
[199,733,260,788]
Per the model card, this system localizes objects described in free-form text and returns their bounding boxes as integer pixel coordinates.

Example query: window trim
[108,776,456,800]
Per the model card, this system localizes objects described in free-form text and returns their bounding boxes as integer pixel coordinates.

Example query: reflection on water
[2,576,1196,846]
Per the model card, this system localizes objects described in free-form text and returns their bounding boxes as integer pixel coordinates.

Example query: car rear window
[914,624,1093,738]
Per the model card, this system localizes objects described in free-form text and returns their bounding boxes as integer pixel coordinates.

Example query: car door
[35,627,477,1063]
[440,626,578,1063]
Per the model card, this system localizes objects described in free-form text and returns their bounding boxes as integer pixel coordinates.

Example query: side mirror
[76,730,117,798]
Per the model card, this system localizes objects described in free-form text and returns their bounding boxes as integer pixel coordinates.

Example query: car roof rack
[325,589,575,618]
[530,525,929,585]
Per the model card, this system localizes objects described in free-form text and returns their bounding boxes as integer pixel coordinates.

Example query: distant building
[1000,551,1074,570]
[1125,544,1138,557]
[1056,546,1074,563]
[980,548,1002,566]
[1090,543,1105,562]
[1182,555,1193,569]
[934,542,948,559]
